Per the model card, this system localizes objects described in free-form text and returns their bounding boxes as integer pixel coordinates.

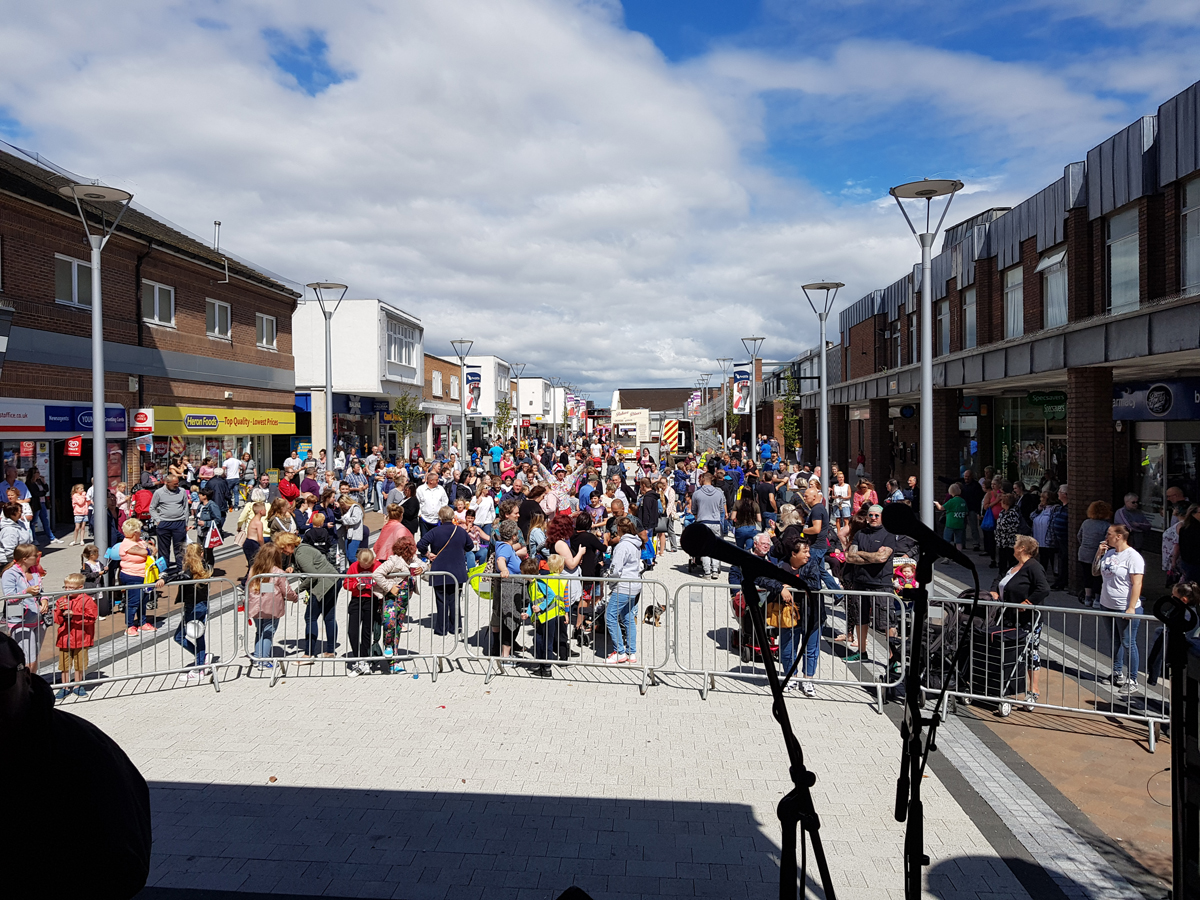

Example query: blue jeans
[157,520,188,574]
[606,591,639,655]
[779,604,822,679]
[346,538,361,564]
[1111,613,1142,679]
[119,570,147,628]
[734,525,758,552]
[810,546,842,595]
[254,617,278,660]
[304,586,338,654]
[32,507,52,542]
[173,601,208,665]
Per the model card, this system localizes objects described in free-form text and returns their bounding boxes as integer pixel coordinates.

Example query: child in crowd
[343,548,380,677]
[463,509,489,567]
[53,572,97,700]
[893,557,918,593]
[173,543,215,683]
[941,483,967,550]
[372,535,424,673]
[80,544,111,618]
[70,483,88,545]
[523,555,568,677]
[453,497,469,527]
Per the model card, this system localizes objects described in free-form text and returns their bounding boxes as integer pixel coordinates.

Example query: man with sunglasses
[843,505,896,664]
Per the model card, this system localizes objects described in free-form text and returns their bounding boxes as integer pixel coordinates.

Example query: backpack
[133,489,153,518]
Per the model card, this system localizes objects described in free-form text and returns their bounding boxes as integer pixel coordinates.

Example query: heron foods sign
[152,406,296,436]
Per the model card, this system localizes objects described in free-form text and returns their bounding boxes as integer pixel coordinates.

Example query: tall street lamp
[890,178,963,527]
[511,362,526,449]
[450,339,473,456]
[801,283,845,494]
[549,376,562,447]
[741,337,765,462]
[58,181,133,554]
[716,358,732,451]
[306,283,348,470]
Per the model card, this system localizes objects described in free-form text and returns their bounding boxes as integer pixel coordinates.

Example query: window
[450,375,460,400]
[962,287,977,349]
[255,313,277,349]
[432,370,443,396]
[936,299,950,356]
[1037,248,1068,328]
[907,312,918,364]
[1107,206,1140,313]
[1182,177,1200,293]
[54,255,92,307]
[1003,265,1024,339]
[386,318,415,365]
[141,279,175,326]
[0,235,4,292]
[206,299,231,339]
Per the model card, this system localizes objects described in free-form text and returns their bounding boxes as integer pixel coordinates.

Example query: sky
[2,0,1200,400]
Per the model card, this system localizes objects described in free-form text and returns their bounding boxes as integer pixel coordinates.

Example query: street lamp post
[698,373,711,453]
[58,182,134,554]
[890,178,964,527]
[801,283,845,495]
[306,283,349,472]
[716,358,732,452]
[741,337,765,463]
[511,362,526,449]
[450,340,474,459]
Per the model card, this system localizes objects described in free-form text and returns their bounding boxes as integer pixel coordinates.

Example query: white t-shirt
[1098,546,1145,611]
[223,457,243,480]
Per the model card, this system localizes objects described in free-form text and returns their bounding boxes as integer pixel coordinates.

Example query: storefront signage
[19,440,33,456]
[900,405,915,418]
[378,409,398,424]
[1113,379,1200,420]
[373,399,391,413]
[521,418,531,427]
[131,408,155,434]
[0,399,126,434]
[432,414,450,426]
[958,396,980,415]
[152,406,296,436]
[65,435,82,457]
[1026,390,1066,419]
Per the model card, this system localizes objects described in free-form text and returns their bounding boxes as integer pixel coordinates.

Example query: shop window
[1037,248,1068,328]
[889,314,900,367]
[1182,177,1200,293]
[256,313,277,350]
[450,375,460,400]
[936,299,949,356]
[1003,265,1023,339]
[386,318,415,365]
[962,287,976,349]
[907,312,917,364]
[141,279,175,326]
[432,370,443,397]
[1107,206,1139,314]
[54,254,92,308]
[206,299,231,339]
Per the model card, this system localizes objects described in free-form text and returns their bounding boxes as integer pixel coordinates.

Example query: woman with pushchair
[991,534,1050,710]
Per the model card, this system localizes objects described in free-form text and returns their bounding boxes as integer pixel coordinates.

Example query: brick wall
[846,316,882,381]
[424,353,460,401]
[867,397,891,483]
[801,408,817,467]
[1164,182,1182,296]
[1143,193,1166,302]
[828,404,849,474]
[1066,208,1093,321]
[945,277,961,354]
[1066,367,1114,590]
[975,257,998,346]
[932,389,962,491]
[1020,236,1041,335]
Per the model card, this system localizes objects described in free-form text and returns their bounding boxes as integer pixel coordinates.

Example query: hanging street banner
[732,364,752,414]
[465,367,482,414]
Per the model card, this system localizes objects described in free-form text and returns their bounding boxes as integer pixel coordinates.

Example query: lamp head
[889,178,963,200]
[58,183,132,204]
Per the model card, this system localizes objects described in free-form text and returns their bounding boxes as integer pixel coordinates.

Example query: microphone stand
[743,565,837,900]
[894,551,979,899]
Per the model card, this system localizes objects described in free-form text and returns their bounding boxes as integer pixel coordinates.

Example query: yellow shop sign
[153,406,296,436]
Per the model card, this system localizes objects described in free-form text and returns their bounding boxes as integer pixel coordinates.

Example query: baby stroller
[729,589,778,664]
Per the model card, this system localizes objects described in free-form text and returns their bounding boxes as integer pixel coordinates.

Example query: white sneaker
[346,662,362,678]
[625,654,638,665]
[801,681,816,698]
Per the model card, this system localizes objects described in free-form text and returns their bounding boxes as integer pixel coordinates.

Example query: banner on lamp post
[732,364,751,414]
[465,367,481,414]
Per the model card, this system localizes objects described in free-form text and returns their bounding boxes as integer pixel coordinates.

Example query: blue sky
[3,0,1200,393]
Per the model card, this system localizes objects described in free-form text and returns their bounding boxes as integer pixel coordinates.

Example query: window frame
[1182,176,1200,293]
[1106,206,1140,314]
[255,312,277,350]
[206,298,232,340]
[1003,265,1024,339]
[907,312,918,364]
[936,299,950,356]
[385,317,416,366]
[141,278,176,327]
[450,374,460,400]
[1038,250,1068,329]
[54,253,92,309]
[962,286,976,350]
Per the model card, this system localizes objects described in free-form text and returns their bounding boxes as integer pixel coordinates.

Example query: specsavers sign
[153,406,295,436]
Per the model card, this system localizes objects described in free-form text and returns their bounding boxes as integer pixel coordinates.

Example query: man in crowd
[149,474,190,574]
[0,466,28,501]
[416,470,448,537]
[221,451,244,508]
[342,460,369,506]
[692,471,727,580]
[844,504,895,664]
[960,470,985,551]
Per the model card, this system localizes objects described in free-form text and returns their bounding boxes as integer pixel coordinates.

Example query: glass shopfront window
[996,395,1067,488]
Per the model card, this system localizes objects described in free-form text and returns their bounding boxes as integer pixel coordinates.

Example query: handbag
[981,507,996,531]
[654,515,669,535]
[204,521,223,549]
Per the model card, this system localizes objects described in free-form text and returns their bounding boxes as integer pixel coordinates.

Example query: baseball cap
[868,504,884,515]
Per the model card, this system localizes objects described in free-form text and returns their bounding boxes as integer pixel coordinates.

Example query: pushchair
[729,588,778,664]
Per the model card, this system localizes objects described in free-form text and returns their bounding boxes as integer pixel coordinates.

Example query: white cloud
[0,1,1183,395]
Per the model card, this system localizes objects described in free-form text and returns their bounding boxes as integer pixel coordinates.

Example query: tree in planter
[494,398,514,443]
[779,372,801,461]
[390,391,424,453]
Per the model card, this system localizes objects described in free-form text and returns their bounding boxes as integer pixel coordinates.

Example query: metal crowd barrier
[926,594,1169,750]
[671,581,906,707]
[2,576,240,700]
[460,571,672,695]
[243,570,459,686]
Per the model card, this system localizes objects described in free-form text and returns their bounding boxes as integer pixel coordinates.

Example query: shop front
[995,390,1067,488]
[0,399,128,526]
[142,405,296,478]
[1116,379,1200,529]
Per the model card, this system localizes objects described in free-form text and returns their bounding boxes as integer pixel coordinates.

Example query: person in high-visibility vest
[521,556,567,678]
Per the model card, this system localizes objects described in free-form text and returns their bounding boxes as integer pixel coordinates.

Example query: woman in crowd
[2,543,47,673]
[473,482,496,538]
[605,516,643,665]
[733,495,761,552]
[245,542,297,667]
[761,528,824,697]
[266,497,297,542]
[490,520,524,663]
[527,511,548,562]
[1174,504,1200,584]
[1093,523,1146,696]
[1031,491,1056,578]
[994,493,1021,574]
[981,476,1004,566]
[173,543,216,682]
[850,479,877,517]
[338,495,366,564]
[273,532,340,662]
[417,505,474,637]
[1077,500,1114,607]
[830,470,852,523]
[993,534,1051,709]
[570,510,606,647]
[25,467,57,545]
[117,518,157,635]
[373,503,413,562]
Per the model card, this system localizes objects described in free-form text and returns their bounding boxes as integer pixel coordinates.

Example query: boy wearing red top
[54,571,98,699]
[343,548,380,676]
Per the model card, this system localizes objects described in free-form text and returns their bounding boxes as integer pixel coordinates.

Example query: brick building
[787,77,1200,587]
[0,143,299,526]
